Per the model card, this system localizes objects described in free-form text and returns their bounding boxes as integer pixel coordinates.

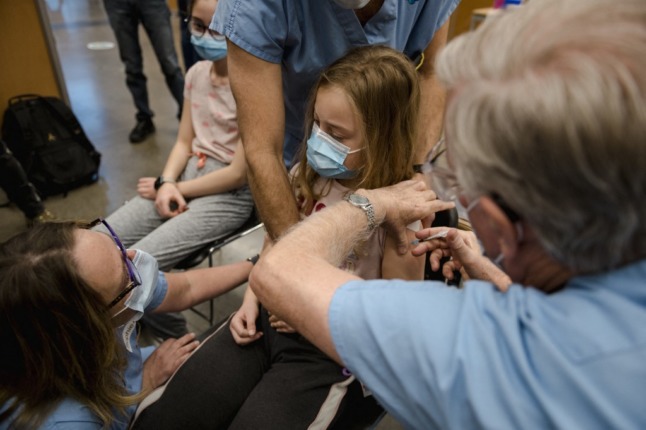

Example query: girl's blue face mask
[190,34,227,61]
[306,123,363,179]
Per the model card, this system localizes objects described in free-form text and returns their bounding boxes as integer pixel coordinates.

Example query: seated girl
[131,45,431,429]
[95,0,252,339]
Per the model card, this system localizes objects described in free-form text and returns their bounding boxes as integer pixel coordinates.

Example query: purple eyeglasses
[88,218,142,308]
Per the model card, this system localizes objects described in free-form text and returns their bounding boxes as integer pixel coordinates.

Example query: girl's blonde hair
[0,222,140,428]
[294,45,420,214]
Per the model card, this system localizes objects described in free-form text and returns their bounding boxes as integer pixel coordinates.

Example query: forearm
[226,42,299,239]
[179,140,247,198]
[415,21,449,163]
[247,155,300,240]
[241,284,260,309]
[416,75,446,163]
[162,96,196,181]
[279,201,372,269]
[162,140,192,180]
[156,260,253,312]
[177,164,246,198]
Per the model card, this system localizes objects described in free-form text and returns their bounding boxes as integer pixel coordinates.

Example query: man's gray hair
[436,0,646,272]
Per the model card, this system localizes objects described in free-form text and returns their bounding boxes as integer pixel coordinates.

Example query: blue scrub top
[1,272,168,430]
[330,260,646,429]
[211,0,460,166]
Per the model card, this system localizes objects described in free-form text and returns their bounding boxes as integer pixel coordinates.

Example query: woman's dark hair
[0,222,135,428]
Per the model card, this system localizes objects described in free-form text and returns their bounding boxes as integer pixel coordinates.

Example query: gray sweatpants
[96,156,253,338]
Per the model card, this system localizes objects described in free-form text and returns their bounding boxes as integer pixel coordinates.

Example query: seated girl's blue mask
[190,34,227,61]
[112,250,159,324]
[306,124,363,179]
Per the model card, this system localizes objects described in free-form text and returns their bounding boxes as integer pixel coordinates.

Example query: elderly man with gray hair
[250,0,646,428]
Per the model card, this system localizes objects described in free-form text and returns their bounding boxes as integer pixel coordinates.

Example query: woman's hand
[142,333,199,391]
[155,183,188,219]
[137,177,157,200]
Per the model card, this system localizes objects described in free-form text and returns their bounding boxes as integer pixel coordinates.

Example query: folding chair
[173,209,264,325]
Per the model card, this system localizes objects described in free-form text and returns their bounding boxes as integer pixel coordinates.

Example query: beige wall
[449,0,493,40]
[0,0,66,127]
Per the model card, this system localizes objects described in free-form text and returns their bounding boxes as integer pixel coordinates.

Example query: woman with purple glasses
[0,220,255,429]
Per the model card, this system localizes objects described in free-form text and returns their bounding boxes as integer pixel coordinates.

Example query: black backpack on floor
[1,94,101,197]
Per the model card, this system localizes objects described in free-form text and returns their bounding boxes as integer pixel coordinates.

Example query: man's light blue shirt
[211,0,459,166]
[330,260,646,429]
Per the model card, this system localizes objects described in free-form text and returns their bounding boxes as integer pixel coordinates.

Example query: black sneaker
[129,118,155,143]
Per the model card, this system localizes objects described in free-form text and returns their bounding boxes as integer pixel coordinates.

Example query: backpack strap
[4,99,36,151]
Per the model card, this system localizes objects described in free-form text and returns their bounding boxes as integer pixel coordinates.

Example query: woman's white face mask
[112,250,158,324]
[333,0,371,9]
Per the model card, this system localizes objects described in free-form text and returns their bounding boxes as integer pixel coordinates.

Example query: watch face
[348,194,369,205]
[154,176,163,190]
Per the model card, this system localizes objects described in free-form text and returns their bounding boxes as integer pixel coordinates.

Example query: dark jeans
[0,140,44,219]
[132,309,383,429]
[103,0,184,120]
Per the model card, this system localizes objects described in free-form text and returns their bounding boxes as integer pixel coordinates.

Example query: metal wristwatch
[154,176,176,191]
[344,193,377,231]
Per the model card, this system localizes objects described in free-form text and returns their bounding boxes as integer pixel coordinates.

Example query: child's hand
[230,304,263,345]
[155,184,188,219]
[137,177,157,200]
[268,313,297,334]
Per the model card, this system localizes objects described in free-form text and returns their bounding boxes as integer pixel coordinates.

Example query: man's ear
[478,196,521,259]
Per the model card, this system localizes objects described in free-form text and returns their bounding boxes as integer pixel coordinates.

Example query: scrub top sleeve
[211,0,288,63]
[145,271,168,312]
[330,279,477,428]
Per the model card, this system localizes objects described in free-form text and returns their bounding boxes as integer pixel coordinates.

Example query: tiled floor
[0,1,402,428]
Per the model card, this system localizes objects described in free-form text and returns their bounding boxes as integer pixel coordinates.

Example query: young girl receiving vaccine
[131,45,449,429]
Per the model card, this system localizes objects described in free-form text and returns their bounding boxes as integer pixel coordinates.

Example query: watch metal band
[344,193,377,231]
[363,204,377,231]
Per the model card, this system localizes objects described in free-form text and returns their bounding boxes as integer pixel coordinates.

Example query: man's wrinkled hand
[363,180,454,255]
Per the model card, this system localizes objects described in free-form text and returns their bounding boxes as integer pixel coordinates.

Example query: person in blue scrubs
[0,219,255,429]
[251,0,646,428]
[210,0,460,244]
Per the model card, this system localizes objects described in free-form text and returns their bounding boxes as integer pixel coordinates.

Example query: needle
[410,230,448,245]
